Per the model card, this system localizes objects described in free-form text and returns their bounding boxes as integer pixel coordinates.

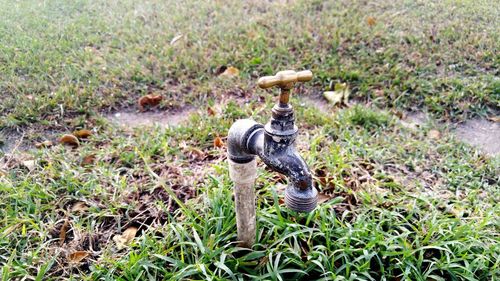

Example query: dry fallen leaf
[374,89,384,97]
[187,147,206,160]
[428,129,441,140]
[278,198,285,205]
[323,91,343,106]
[487,116,500,123]
[367,16,376,27]
[59,218,69,246]
[68,251,89,263]
[170,34,184,45]
[22,160,36,171]
[138,94,163,110]
[138,95,150,109]
[122,227,138,240]
[73,129,92,139]
[336,82,350,104]
[318,193,334,204]
[275,183,287,193]
[151,95,163,103]
[219,66,239,77]
[207,106,216,116]
[324,83,350,107]
[214,136,224,148]
[391,109,405,119]
[71,202,88,213]
[113,226,138,250]
[81,154,96,166]
[247,30,259,40]
[60,134,79,146]
[35,140,53,148]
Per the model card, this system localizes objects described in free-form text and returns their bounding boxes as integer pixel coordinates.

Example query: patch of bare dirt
[301,96,331,114]
[0,129,57,156]
[106,107,196,128]
[455,119,500,156]
[401,111,429,129]
[41,136,227,278]
[0,122,88,157]
[0,133,21,155]
[401,112,499,157]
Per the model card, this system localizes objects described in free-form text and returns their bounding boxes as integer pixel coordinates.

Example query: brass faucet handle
[257,70,313,90]
[258,70,313,106]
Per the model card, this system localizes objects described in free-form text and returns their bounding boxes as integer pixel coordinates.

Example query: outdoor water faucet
[227,70,318,247]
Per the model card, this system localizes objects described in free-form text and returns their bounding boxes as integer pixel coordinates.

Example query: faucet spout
[259,145,313,190]
[262,147,318,212]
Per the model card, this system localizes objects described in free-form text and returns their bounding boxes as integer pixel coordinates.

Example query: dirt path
[105,107,196,129]
[303,97,500,157]
[456,119,499,156]
[2,101,498,158]
[0,107,198,156]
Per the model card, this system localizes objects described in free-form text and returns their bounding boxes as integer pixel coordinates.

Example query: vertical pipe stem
[279,88,290,106]
[228,159,257,248]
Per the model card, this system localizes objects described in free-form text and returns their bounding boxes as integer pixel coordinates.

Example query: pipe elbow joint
[227,119,263,163]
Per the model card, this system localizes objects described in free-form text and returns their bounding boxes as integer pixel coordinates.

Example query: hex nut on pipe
[228,158,257,248]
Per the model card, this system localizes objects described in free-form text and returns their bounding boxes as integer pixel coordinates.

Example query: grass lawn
[0,0,499,280]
